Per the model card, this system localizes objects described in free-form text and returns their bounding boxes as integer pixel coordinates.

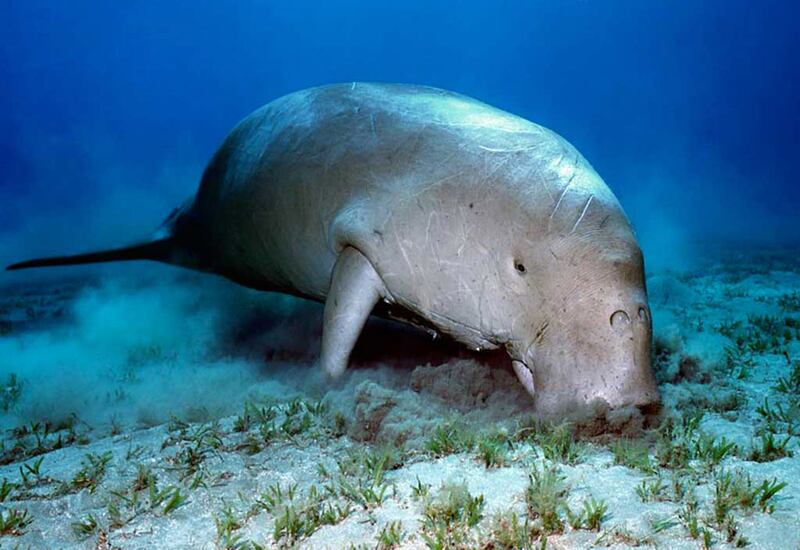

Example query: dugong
[7,83,659,414]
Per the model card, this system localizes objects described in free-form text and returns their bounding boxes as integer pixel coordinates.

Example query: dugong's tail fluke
[5,238,173,271]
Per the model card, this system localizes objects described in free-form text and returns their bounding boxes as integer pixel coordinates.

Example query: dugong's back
[187,83,580,300]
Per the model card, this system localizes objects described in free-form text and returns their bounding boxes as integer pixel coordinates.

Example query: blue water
[1,0,798,259]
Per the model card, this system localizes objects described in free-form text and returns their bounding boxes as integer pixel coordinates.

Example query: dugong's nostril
[610,310,630,328]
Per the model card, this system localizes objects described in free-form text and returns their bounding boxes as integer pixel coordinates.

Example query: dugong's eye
[514,261,526,274]
[610,310,630,329]
[638,306,649,321]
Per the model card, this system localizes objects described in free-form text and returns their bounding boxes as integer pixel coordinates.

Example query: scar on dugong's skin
[7,83,659,414]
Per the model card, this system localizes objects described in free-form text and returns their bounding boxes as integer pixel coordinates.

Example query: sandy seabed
[0,247,798,549]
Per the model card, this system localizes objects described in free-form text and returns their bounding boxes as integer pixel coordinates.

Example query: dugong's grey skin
[7,83,659,414]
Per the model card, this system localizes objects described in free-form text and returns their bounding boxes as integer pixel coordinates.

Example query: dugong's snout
[607,303,660,411]
[509,299,660,415]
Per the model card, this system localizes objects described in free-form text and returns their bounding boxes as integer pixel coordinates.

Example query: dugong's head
[493,151,659,414]
[374,131,659,415]
[494,155,658,414]
[503,198,659,414]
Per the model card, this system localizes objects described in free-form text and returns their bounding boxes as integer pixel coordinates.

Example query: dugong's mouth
[512,359,536,398]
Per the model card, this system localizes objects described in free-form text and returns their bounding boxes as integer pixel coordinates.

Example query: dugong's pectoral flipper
[321,247,386,378]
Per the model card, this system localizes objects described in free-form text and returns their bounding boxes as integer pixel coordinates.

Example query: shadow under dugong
[7,83,659,415]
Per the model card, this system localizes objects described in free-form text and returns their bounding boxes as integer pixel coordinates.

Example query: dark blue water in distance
[1,0,798,266]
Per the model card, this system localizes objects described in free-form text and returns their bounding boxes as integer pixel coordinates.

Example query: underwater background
[0,1,799,548]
